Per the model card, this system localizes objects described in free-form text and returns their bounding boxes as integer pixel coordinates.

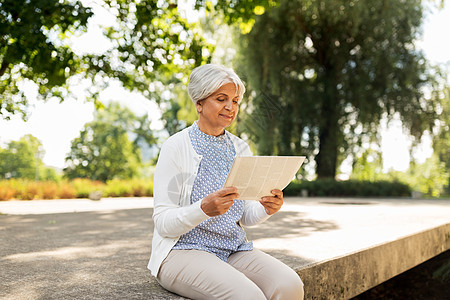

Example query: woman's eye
[217,98,225,102]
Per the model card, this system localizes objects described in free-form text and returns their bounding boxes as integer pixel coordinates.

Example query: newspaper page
[223,156,306,200]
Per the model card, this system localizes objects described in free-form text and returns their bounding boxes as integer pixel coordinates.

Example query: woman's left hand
[260,189,283,215]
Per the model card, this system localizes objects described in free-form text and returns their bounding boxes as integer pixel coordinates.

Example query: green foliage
[0,0,213,120]
[64,102,154,181]
[385,155,449,197]
[0,0,93,119]
[195,0,279,33]
[0,134,45,179]
[97,0,212,90]
[0,178,153,200]
[103,178,153,197]
[409,155,449,197]
[39,166,61,182]
[349,150,449,197]
[236,0,443,179]
[351,149,383,182]
[161,83,198,135]
[284,179,411,197]
[432,86,450,194]
[70,178,104,198]
[0,179,76,200]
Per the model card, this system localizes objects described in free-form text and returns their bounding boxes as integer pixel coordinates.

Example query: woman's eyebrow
[215,93,228,97]
[215,93,240,98]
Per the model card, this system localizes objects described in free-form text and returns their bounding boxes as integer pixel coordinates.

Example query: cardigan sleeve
[152,140,209,238]
[240,201,271,226]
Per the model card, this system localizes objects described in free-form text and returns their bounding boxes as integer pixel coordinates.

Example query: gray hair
[188,64,246,104]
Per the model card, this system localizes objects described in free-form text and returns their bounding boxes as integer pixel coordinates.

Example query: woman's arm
[240,200,271,226]
[152,142,209,238]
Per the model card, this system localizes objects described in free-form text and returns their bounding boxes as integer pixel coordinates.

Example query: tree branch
[0,61,9,77]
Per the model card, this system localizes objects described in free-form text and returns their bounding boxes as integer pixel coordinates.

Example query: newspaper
[223,156,306,200]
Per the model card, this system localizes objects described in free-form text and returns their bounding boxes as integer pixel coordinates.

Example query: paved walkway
[1,197,449,299]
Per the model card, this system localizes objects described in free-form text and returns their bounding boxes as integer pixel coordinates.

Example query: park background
[0,0,449,200]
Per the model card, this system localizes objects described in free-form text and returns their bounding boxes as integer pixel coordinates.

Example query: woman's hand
[260,189,283,215]
[201,187,240,217]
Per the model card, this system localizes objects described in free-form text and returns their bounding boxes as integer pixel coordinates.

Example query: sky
[0,3,449,173]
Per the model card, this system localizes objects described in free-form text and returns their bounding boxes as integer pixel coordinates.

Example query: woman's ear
[196,100,203,113]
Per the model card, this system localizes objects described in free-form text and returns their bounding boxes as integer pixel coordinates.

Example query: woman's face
[196,82,240,136]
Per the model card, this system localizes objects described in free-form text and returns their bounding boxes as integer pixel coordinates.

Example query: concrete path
[1,197,449,299]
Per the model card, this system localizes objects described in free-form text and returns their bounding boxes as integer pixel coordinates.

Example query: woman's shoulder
[226,131,252,156]
[162,127,190,146]
[159,127,190,154]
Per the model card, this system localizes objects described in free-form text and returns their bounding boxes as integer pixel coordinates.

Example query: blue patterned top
[172,122,253,261]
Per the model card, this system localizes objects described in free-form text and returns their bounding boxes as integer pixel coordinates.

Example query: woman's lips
[220,114,234,120]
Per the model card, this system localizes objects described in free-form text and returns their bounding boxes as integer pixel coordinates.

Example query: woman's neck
[196,120,225,137]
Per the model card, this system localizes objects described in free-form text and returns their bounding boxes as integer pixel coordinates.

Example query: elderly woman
[148,64,304,299]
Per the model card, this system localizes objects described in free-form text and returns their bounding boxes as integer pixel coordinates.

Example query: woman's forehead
[214,83,239,97]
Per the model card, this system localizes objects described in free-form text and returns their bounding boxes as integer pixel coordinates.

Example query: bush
[0,181,16,200]
[57,183,77,199]
[0,180,75,200]
[70,178,105,198]
[103,179,153,197]
[104,179,133,197]
[284,179,411,197]
[0,178,153,200]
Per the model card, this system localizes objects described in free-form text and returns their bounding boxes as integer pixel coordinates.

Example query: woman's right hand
[200,187,240,217]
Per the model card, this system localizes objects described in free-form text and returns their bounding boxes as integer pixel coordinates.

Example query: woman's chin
[219,115,235,124]
[219,119,234,128]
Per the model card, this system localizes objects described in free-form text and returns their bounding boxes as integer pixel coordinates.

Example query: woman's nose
[224,100,233,110]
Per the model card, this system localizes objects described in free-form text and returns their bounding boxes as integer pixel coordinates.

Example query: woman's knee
[272,271,304,300]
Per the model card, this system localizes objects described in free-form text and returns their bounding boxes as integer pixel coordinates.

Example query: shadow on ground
[246,210,338,240]
[0,207,336,299]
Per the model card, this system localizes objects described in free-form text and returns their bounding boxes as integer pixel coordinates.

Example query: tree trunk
[0,61,9,77]
[316,73,339,179]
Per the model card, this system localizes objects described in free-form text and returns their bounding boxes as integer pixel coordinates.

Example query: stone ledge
[147,223,450,299]
[297,223,450,299]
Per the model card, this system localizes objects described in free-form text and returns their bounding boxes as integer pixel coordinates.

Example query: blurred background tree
[0,0,93,119]
[0,134,58,180]
[64,102,155,181]
[1,0,449,197]
[0,0,211,120]
[430,86,450,194]
[235,0,445,179]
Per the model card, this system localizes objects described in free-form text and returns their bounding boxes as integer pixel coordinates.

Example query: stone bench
[144,197,450,299]
[250,198,450,299]
[0,197,448,299]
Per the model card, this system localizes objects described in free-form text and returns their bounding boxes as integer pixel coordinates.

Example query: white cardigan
[148,127,270,276]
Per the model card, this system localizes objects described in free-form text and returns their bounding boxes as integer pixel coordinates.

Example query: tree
[350,148,384,182]
[236,0,443,178]
[0,0,212,120]
[408,154,448,197]
[64,102,155,181]
[432,86,450,194]
[0,134,44,179]
[0,0,93,119]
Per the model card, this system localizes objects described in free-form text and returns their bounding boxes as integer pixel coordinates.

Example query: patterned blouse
[172,122,253,261]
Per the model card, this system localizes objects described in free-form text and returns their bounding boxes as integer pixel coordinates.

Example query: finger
[271,189,283,197]
[261,198,283,210]
[222,193,240,201]
[218,187,238,196]
[261,196,281,203]
[261,199,281,207]
[259,201,279,215]
[264,201,281,209]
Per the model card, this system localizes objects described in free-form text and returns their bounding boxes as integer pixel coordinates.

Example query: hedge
[284,179,411,197]
[0,178,153,200]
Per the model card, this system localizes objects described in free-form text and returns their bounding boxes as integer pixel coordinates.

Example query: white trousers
[157,249,304,300]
